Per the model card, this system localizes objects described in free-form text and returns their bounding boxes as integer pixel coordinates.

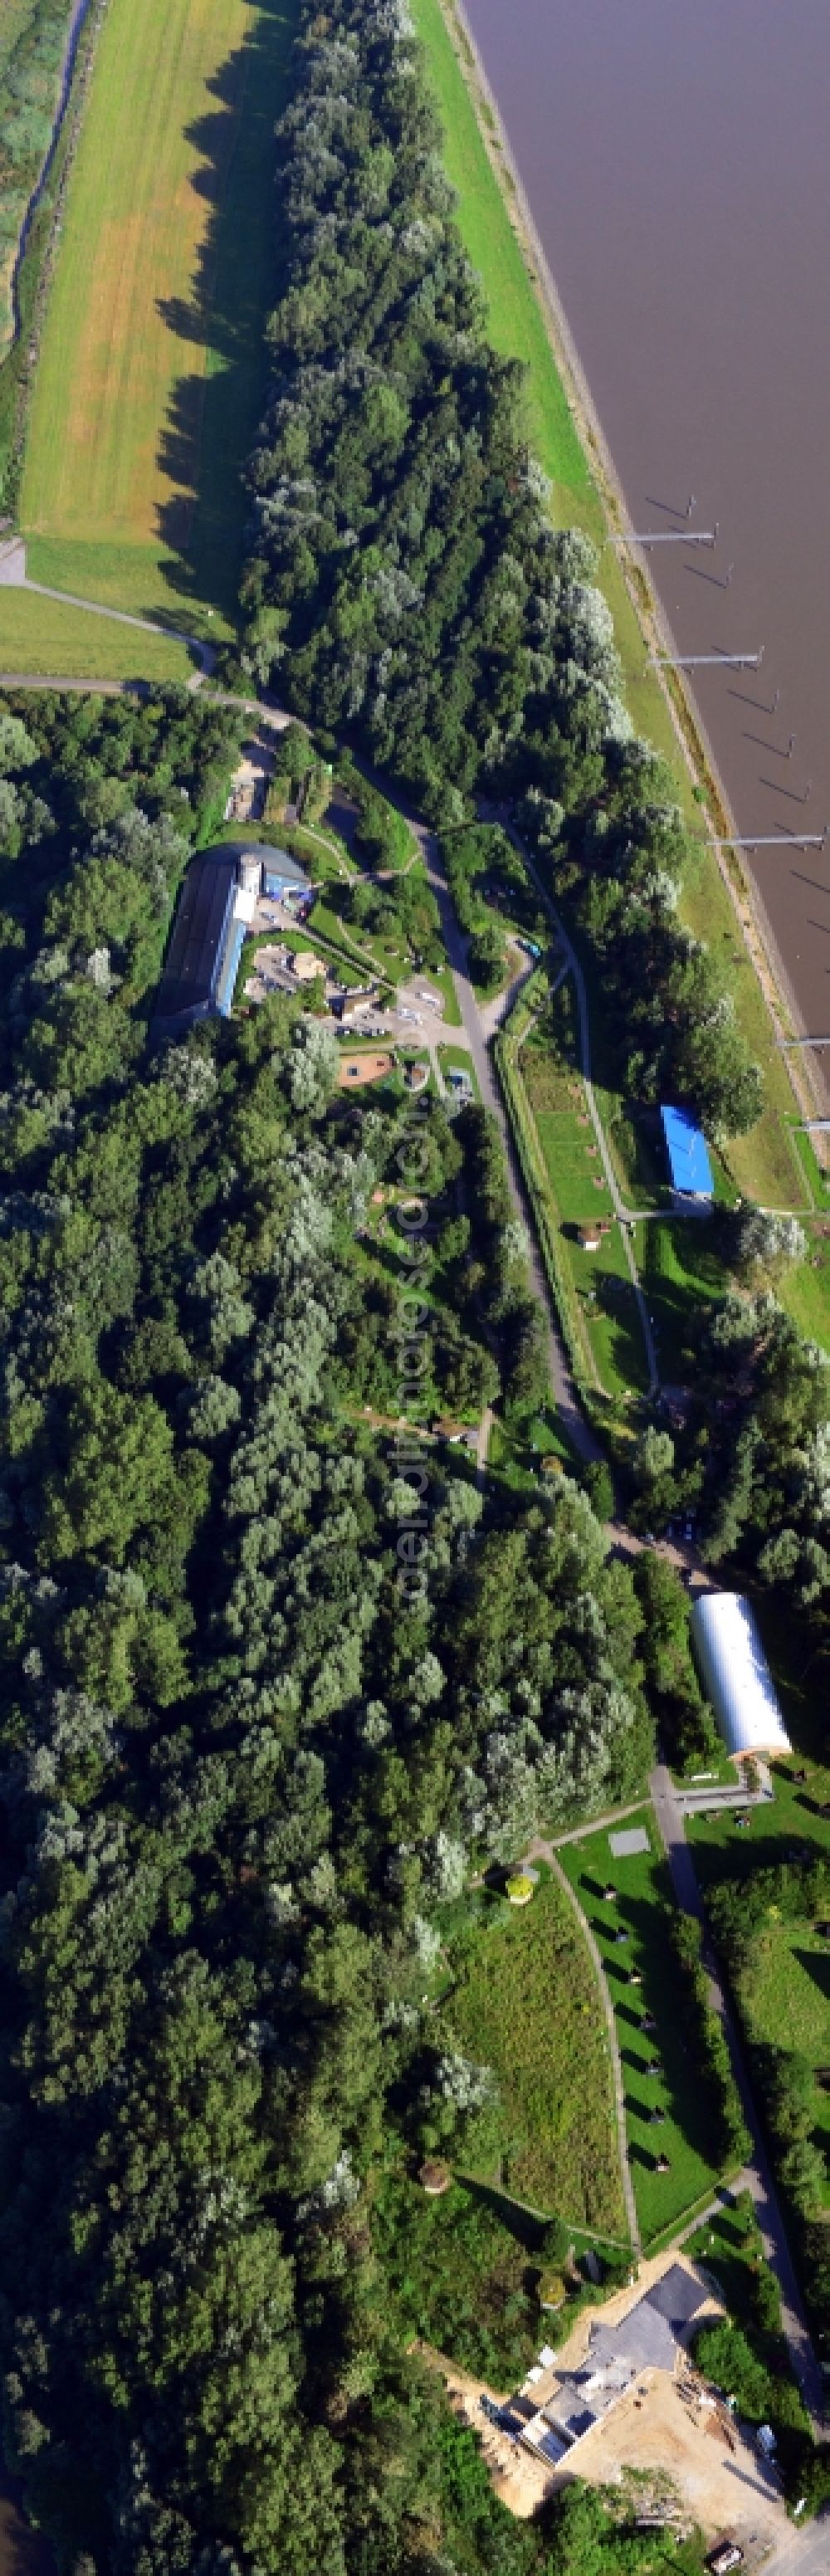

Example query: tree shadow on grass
[793,1946,830,2002]
[153,0,300,628]
[454,2175,545,2255]
[614,1889,724,2168]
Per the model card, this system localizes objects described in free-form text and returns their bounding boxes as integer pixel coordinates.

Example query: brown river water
[464,0,830,1098]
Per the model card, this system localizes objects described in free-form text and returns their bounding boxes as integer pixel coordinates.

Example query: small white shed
[690,1592,791,1760]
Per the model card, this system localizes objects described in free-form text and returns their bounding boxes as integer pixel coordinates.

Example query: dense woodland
[239,0,830,1684]
[242,0,761,1140]
[0,0,827,2566]
[0,688,666,2573]
[625,1289,830,1674]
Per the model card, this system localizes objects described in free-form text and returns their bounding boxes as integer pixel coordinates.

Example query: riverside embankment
[453,0,830,1109]
[413,0,829,1179]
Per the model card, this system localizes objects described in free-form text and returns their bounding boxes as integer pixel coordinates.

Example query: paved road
[650,1764,825,2431]
[476,943,540,1041]
[0,670,144,693]
[418,825,599,1462]
[761,2510,829,2576]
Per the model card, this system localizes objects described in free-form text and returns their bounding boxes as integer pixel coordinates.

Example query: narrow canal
[464,0,830,1090]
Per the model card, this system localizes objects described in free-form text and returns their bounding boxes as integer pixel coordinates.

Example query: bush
[693,2317,771,2417]
[669,1916,750,2166]
[582,1459,614,1522]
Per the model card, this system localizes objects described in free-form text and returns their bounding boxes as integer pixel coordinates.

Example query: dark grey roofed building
[154,849,239,1036]
[255,844,311,900]
[515,2260,712,2470]
[646,2261,711,2335]
[154,842,313,1040]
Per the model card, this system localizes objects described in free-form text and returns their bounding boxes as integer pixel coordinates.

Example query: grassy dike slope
[18,0,299,638]
[0,589,194,684]
[412,0,808,1214]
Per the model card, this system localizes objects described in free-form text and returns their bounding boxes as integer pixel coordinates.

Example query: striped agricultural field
[19,0,297,636]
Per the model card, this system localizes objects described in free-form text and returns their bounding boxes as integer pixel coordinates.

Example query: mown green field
[19,0,299,634]
[559,1821,725,2243]
[437,1041,479,1097]
[637,1219,730,1382]
[747,1919,830,2186]
[436,1874,626,2232]
[534,1107,612,1223]
[0,585,193,682]
[517,1018,649,1396]
[687,1759,830,1885]
[409,0,592,523]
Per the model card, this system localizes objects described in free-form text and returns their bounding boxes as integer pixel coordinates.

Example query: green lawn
[409,0,592,523]
[686,2199,764,2334]
[487,1413,577,1486]
[0,586,194,682]
[686,1759,830,1898]
[307,893,408,989]
[685,2197,812,2437]
[425,962,461,1028]
[435,1875,626,2233]
[639,1202,830,1381]
[437,1041,479,1101]
[528,1088,648,1395]
[566,1220,648,1402]
[559,1820,725,2243]
[775,1218,830,1353]
[637,1219,730,1382]
[534,1107,613,1222]
[786,1122,828,1210]
[260,923,361,989]
[688,1760,830,2265]
[20,0,300,635]
[745,1919,830,2192]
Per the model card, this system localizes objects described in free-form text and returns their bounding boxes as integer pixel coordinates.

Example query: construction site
[417,2252,790,2564]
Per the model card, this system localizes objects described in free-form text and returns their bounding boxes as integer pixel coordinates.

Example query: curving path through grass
[0,538,215,681]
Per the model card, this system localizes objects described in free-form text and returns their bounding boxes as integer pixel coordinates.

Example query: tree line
[0,686,661,2573]
[0,0,76,341]
[239,0,761,1143]
[706,1857,830,2347]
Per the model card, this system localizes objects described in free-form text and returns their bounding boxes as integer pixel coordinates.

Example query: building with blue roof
[660,1104,714,1200]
